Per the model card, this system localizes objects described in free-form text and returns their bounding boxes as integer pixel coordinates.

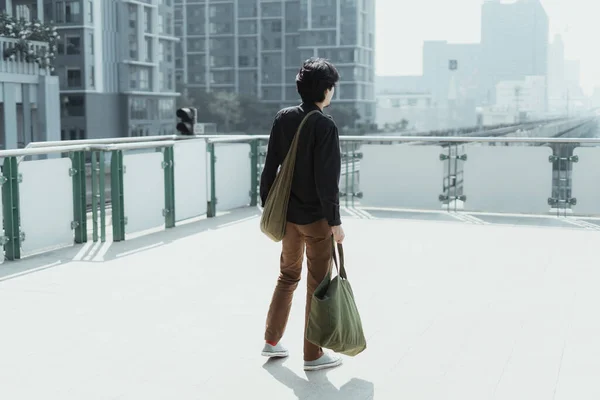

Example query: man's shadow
[263,358,375,400]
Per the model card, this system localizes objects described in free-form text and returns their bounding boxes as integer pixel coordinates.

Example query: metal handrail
[5,135,600,159]
[16,134,254,162]
[206,135,600,144]
[22,134,252,149]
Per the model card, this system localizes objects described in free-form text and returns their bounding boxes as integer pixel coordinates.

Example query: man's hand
[331,225,345,244]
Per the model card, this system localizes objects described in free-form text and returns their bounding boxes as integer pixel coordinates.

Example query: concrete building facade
[174,0,376,124]
[42,0,178,140]
[0,0,61,149]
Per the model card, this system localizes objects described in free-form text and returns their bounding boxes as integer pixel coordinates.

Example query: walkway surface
[1,207,599,399]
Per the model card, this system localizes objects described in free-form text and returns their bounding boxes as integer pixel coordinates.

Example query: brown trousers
[264,219,333,361]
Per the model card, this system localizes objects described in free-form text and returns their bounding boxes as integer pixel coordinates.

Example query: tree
[238,95,280,133]
[326,104,361,132]
[176,91,196,109]
[208,91,243,132]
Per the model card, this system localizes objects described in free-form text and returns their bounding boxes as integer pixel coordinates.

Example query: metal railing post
[2,157,21,260]
[207,142,217,217]
[344,143,350,207]
[163,146,176,228]
[91,151,99,242]
[99,151,107,242]
[111,150,126,241]
[70,151,88,244]
[250,140,258,207]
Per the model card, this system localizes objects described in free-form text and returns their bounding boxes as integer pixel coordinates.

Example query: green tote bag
[305,241,367,357]
[260,110,320,242]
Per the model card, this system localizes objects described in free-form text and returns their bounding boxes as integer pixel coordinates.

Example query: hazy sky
[376,0,599,94]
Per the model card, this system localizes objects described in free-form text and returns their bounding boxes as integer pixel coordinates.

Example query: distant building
[481,0,549,106]
[422,41,481,128]
[174,0,376,123]
[376,92,437,132]
[496,76,546,117]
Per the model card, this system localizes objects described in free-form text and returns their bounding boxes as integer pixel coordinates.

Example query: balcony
[1,120,600,398]
[0,36,50,77]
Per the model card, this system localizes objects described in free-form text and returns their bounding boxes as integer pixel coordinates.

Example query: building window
[57,39,65,55]
[130,98,149,120]
[145,37,153,62]
[128,4,137,28]
[271,20,282,33]
[66,35,81,55]
[15,4,37,21]
[262,2,282,17]
[87,0,93,23]
[130,67,150,91]
[65,1,81,23]
[129,33,138,59]
[159,41,172,63]
[89,33,94,55]
[63,95,85,117]
[239,3,257,17]
[159,99,174,120]
[67,68,82,88]
[164,14,172,35]
[55,2,64,23]
[145,7,152,33]
[44,3,53,21]
[239,21,256,35]
[89,66,95,88]
[158,14,164,33]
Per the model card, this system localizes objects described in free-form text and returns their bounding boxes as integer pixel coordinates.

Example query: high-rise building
[174,0,376,124]
[481,0,549,106]
[0,0,61,149]
[43,0,178,140]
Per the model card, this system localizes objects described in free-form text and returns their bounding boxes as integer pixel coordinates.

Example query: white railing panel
[463,146,553,214]
[360,144,445,209]
[123,152,165,234]
[19,158,74,255]
[174,141,208,221]
[571,147,600,215]
[0,178,3,263]
[215,143,251,211]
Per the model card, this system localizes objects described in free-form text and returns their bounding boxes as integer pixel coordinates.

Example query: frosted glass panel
[19,158,74,255]
[360,144,445,209]
[174,141,208,221]
[463,146,553,214]
[123,152,165,234]
[215,143,251,211]
[571,147,600,216]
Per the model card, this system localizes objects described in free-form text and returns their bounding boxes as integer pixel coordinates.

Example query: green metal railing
[0,117,597,262]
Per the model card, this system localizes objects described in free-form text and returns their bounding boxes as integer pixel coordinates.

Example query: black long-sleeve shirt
[260,103,342,227]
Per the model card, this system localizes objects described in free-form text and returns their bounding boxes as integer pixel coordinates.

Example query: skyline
[376,0,599,94]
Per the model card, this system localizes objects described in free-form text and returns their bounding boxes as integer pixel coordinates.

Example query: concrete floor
[0,207,599,399]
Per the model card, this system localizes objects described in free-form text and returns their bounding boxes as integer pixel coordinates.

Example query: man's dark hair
[296,57,340,104]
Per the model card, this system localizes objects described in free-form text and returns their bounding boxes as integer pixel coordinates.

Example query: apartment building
[42,0,178,140]
[174,0,376,123]
[0,0,60,149]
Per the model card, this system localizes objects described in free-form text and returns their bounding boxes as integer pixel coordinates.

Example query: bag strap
[331,239,347,280]
[284,110,321,164]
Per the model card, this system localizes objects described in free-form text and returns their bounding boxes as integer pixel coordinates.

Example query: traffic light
[176,107,198,135]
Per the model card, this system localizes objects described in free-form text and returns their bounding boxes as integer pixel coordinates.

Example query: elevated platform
[1,207,598,399]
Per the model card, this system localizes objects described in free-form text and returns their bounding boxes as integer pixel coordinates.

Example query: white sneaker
[303,353,343,371]
[261,342,289,358]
